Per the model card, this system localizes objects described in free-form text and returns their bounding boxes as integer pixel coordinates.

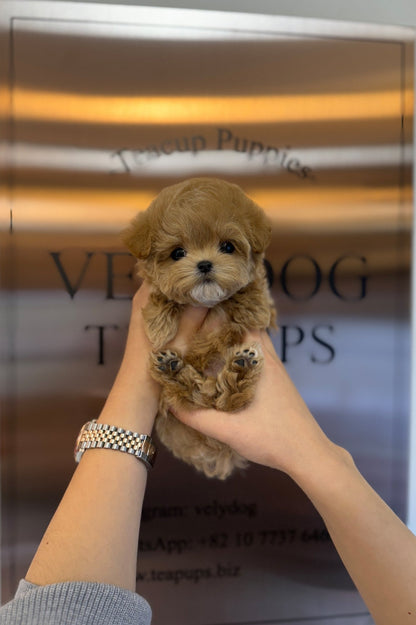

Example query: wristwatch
[74,419,157,470]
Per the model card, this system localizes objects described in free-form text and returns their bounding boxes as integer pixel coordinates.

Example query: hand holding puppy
[170,327,338,482]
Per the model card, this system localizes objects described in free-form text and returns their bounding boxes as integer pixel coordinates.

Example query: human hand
[107,282,209,431]
[170,329,337,480]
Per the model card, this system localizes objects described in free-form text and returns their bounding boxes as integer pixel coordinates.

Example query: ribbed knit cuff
[0,579,152,625]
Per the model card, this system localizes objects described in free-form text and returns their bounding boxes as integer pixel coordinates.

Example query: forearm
[171,330,416,624]
[26,446,148,591]
[291,441,416,625]
[26,291,159,592]
[26,376,157,591]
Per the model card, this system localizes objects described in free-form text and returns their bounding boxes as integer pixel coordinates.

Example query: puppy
[122,177,276,479]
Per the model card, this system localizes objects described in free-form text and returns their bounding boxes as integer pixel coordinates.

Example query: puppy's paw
[215,344,263,412]
[151,349,183,377]
[231,346,260,373]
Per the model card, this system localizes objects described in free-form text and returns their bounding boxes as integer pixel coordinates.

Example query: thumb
[169,305,208,353]
[171,404,235,447]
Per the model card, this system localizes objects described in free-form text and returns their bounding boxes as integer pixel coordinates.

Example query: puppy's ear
[244,204,272,254]
[121,211,152,259]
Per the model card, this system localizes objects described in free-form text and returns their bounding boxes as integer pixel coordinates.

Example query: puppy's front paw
[151,349,184,377]
[231,346,260,373]
[215,345,263,412]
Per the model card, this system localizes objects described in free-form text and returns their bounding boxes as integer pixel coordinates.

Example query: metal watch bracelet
[74,419,157,470]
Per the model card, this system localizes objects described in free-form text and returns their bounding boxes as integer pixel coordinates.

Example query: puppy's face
[123,178,271,307]
[148,224,254,307]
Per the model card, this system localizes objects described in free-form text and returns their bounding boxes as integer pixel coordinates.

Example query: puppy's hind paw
[231,346,260,372]
[151,349,183,377]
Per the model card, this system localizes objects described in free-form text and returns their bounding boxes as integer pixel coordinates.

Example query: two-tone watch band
[74,419,157,470]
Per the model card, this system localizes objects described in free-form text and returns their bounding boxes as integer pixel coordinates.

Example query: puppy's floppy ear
[121,211,152,259]
[243,200,272,254]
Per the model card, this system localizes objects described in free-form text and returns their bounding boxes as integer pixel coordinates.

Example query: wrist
[75,419,157,470]
[290,438,356,503]
[97,364,159,435]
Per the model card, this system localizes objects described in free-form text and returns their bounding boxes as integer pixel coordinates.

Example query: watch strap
[74,419,157,470]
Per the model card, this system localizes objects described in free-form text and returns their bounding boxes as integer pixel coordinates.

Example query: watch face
[74,422,89,462]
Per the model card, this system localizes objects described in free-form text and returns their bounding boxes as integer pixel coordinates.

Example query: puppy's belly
[203,354,225,378]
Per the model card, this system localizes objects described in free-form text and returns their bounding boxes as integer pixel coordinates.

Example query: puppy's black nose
[197,260,213,274]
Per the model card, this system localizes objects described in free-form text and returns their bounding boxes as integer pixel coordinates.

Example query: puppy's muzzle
[197,260,213,275]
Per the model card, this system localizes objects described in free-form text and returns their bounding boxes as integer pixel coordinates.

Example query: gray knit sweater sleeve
[0,579,152,625]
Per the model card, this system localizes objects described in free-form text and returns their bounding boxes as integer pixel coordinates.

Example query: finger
[131,280,151,311]
[171,404,233,443]
[169,305,209,352]
[124,283,154,358]
[200,310,223,334]
[247,328,279,362]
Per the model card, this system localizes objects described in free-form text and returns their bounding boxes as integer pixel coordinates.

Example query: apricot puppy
[122,177,276,479]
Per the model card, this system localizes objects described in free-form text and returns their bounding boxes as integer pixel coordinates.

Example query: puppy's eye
[219,241,235,254]
[170,247,187,261]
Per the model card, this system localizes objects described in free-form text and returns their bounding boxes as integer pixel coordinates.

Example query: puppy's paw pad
[152,350,183,374]
[232,347,259,369]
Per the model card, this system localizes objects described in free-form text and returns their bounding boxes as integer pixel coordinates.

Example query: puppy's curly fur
[122,177,276,479]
